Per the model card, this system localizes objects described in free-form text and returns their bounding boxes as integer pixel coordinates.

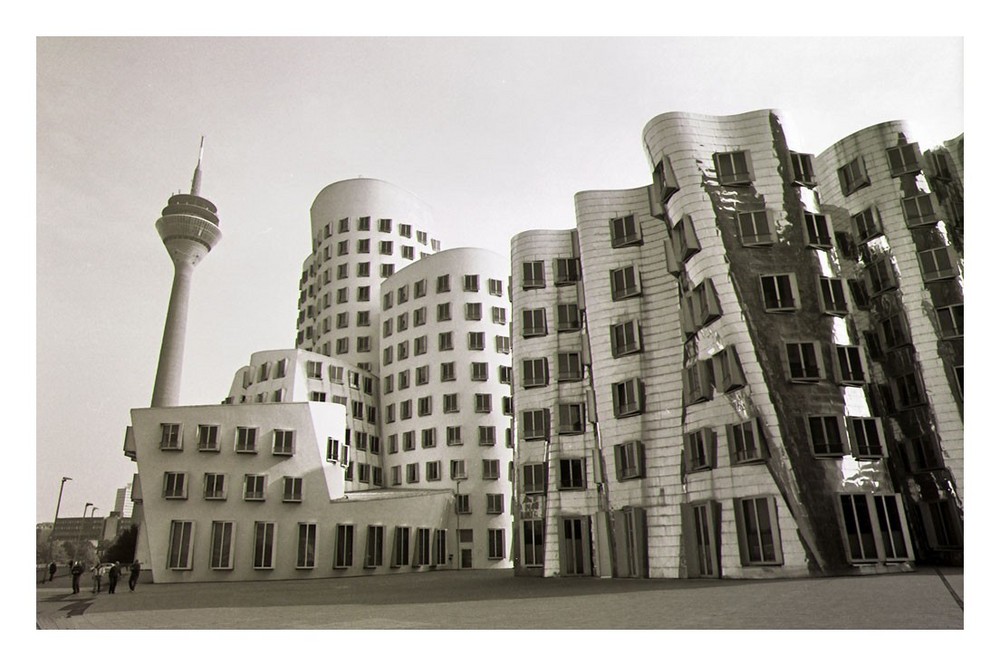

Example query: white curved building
[379,248,514,569]
[296,179,442,371]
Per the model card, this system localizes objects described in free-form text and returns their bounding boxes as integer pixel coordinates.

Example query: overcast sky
[34,36,963,523]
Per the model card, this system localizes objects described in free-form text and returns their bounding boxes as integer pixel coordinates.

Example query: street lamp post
[77,503,93,561]
[48,476,72,562]
[90,506,98,518]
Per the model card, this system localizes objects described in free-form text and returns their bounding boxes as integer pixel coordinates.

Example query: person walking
[107,561,120,594]
[47,561,56,582]
[70,560,84,594]
[91,562,103,593]
[128,560,141,591]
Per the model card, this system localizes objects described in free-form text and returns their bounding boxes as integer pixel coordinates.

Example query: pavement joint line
[934,566,964,610]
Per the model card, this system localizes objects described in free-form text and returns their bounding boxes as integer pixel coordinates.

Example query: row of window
[382,332,512,363]
[519,303,581,338]
[162,472,314,502]
[383,362,513,394]
[382,275,504,310]
[388,459,506,485]
[382,303,508,338]
[520,352,585,387]
[159,424,303,455]
[385,392,511,421]
[385,425,513,451]
[838,142,923,197]
[319,216,431,243]
[168,520,500,572]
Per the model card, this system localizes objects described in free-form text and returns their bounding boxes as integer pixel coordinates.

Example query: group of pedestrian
[61,559,141,594]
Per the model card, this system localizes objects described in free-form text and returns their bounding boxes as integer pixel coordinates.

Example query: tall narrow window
[734,497,783,565]
[335,524,354,568]
[760,274,799,312]
[728,419,767,464]
[612,378,644,418]
[522,308,548,337]
[253,521,276,569]
[806,415,847,457]
[364,525,384,568]
[737,209,773,246]
[167,520,194,570]
[838,156,870,196]
[610,214,642,247]
[785,342,823,382]
[610,266,641,300]
[296,523,317,569]
[522,261,545,289]
[610,320,642,357]
[209,521,235,570]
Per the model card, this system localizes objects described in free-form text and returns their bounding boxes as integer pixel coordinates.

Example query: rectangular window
[379,240,393,255]
[610,266,641,300]
[446,425,463,446]
[852,207,882,242]
[282,476,303,502]
[614,440,646,480]
[491,306,506,325]
[468,332,485,350]
[450,459,467,480]
[612,378,644,418]
[474,393,492,413]
[166,520,194,570]
[522,308,548,337]
[522,261,545,289]
[209,521,235,570]
[807,415,847,457]
[416,364,430,385]
[464,303,482,322]
[557,403,586,435]
[714,150,753,186]
[479,425,496,446]
[610,213,642,247]
[413,307,427,327]
[364,525,384,568]
[391,527,410,568]
[918,246,958,282]
[521,409,550,441]
[713,346,746,392]
[426,460,441,481]
[436,274,450,293]
[272,429,294,456]
[848,417,886,459]
[334,524,354,568]
[684,429,716,472]
[737,209,773,246]
[522,357,549,388]
[834,345,866,385]
[734,497,783,565]
[197,424,219,452]
[488,278,503,296]
[522,519,544,567]
[483,459,500,480]
[802,211,832,249]
[406,462,420,484]
[936,304,963,339]
[886,143,921,177]
[523,463,547,495]
[294,523,317,569]
[610,320,642,357]
[488,528,506,560]
[557,352,583,382]
[244,474,266,501]
[204,473,226,500]
[558,458,586,490]
[163,472,187,499]
[727,419,767,465]
[818,277,849,315]
[496,335,511,354]
[556,303,581,332]
[403,431,415,451]
[760,274,799,312]
[443,393,459,414]
[160,423,182,450]
[421,427,436,448]
[789,151,816,186]
[438,332,453,352]
[252,521,276,569]
[838,156,870,196]
[785,341,823,382]
[463,274,480,292]
[554,258,581,285]
[414,528,432,566]
[901,193,938,227]
[455,494,471,514]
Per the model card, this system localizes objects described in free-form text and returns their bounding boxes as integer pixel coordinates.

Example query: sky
[33,35,965,524]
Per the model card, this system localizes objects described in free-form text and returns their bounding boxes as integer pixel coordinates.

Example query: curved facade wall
[297,179,441,372]
[379,248,514,569]
[816,123,964,563]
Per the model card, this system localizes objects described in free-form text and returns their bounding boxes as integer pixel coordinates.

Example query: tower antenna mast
[190,136,205,196]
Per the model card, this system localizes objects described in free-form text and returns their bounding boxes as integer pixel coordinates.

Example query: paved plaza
[35,567,963,630]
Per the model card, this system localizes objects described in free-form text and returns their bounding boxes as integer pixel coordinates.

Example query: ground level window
[209,521,234,570]
[838,494,911,563]
[522,520,544,567]
[253,521,276,569]
[364,525,384,568]
[488,528,506,560]
[733,497,782,565]
[167,521,194,570]
[297,523,317,569]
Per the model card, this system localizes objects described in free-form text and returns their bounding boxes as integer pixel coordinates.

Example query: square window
[468,332,485,350]
[482,459,500,480]
[609,214,642,247]
[610,320,642,357]
[160,423,182,451]
[803,212,832,248]
[204,472,226,500]
[848,417,886,459]
[554,258,580,285]
[612,378,644,418]
[235,426,258,453]
[273,430,294,455]
[521,409,550,441]
[465,302,482,321]
[610,266,641,300]
[728,419,767,464]
[464,275,480,292]
[760,274,799,312]
[789,152,816,187]
[852,207,882,242]
[436,275,451,293]
[557,352,583,382]
[474,393,492,414]
[283,476,303,502]
[806,415,847,456]
[918,246,958,282]
[522,261,545,289]
[737,209,773,246]
[163,471,187,499]
[197,424,219,452]
[522,308,548,338]
[615,440,646,479]
[244,474,267,501]
[556,303,581,332]
[438,332,454,351]
[837,157,870,196]
[495,335,511,354]
[684,430,716,472]
[785,341,823,382]
[734,497,783,565]
[491,306,507,325]
[446,425,463,445]
[714,151,753,186]
[557,403,586,435]
[479,425,496,446]
[487,494,504,515]
[522,358,549,388]
[451,459,467,480]
[901,193,938,227]
[558,458,586,490]
[886,143,921,177]
[471,362,489,382]
[488,279,504,297]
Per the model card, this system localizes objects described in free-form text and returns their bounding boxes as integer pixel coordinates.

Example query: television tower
[150,138,222,407]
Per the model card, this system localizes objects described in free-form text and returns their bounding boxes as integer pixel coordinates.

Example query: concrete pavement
[36,567,963,630]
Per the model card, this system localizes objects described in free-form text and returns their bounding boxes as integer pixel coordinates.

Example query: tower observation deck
[150,138,222,407]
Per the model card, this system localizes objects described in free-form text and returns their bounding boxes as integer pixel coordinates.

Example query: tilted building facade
[510,110,963,579]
